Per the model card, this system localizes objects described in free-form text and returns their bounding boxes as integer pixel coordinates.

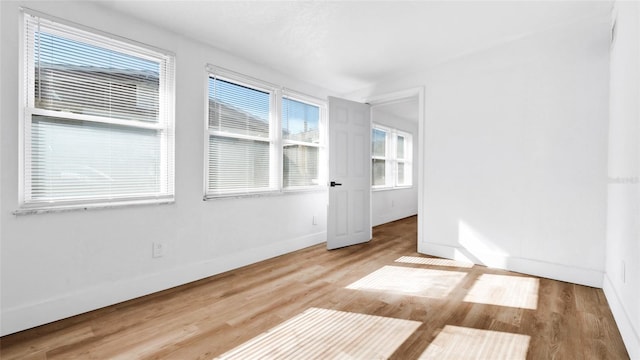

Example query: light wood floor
[0,216,629,359]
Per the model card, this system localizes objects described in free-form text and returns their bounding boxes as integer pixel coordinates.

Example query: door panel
[327,97,371,250]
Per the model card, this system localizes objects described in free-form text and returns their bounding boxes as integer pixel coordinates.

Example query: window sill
[13,197,174,216]
[372,185,414,192]
[204,187,327,201]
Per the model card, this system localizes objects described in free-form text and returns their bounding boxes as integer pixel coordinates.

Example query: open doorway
[370,97,419,226]
[367,88,424,247]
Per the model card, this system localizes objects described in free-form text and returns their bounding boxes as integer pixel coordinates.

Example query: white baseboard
[419,241,604,287]
[603,275,640,359]
[0,232,326,336]
[373,210,417,227]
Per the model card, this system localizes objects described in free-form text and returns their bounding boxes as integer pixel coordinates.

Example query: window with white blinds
[207,71,276,195]
[371,125,412,189]
[206,67,325,197]
[22,11,175,208]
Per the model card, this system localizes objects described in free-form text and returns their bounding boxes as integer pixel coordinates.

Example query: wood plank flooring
[0,216,629,359]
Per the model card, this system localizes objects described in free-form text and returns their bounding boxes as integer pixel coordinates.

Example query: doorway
[367,88,424,247]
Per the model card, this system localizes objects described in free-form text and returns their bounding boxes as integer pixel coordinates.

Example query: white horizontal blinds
[31,116,162,200]
[23,12,175,204]
[27,14,162,123]
[208,76,272,193]
[282,97,320,188]
[208,136,271,191]
[208,77,271,138]
[372,128,387,186]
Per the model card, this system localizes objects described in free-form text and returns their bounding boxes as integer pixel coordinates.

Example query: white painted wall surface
[0,1,332,336]
[371,108,418,226]
[604,2,640,357]
[349,14,611,287]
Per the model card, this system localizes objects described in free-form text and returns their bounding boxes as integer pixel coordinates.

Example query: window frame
[371,124,413,190]
[371,126,391,188]
[281,90,327,192]
[18,9,176,212]
[205,66,279,197]
[204,66,326,199]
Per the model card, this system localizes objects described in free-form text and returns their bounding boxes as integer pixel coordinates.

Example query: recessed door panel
[327,97,371,250]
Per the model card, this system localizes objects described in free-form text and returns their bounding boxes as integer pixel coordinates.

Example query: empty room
[0,1,638,359]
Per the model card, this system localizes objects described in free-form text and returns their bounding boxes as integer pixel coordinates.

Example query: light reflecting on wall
[420,325,530,359]
[395,255,474,268]
[458,220,510,268]
[214,307,421,359]
[346,265,466,298]
[464,274,539,310]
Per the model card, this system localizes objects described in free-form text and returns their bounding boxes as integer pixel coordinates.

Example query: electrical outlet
[622,261,626,283]
[312,215,318,225]
[152,242,165,258]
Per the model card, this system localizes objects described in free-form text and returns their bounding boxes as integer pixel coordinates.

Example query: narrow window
[372,128,388,187]
[282,95,323,188]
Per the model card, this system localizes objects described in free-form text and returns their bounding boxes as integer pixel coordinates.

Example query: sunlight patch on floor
[395,256,474,268]
[214,307,421,359]
[419,325,530,359]
[346,265,467,298]
[464,274,539,310]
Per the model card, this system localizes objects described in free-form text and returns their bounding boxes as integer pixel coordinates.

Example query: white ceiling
[96,1,612,95]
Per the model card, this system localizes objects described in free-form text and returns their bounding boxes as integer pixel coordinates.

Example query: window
[206,72,277,195]
[282,95,322,188]
[371,126,412,189]
[205,67,325,197]
[21,11,175,209]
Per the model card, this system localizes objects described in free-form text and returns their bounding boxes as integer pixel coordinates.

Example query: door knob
[330,181,343,187]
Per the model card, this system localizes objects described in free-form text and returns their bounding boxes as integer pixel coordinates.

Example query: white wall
[0,1,333,336]
[349,13,611,287]
[371,106,418,226]
[604,2,640,358]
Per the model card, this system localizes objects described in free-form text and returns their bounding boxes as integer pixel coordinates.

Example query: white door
[327,96,371,250]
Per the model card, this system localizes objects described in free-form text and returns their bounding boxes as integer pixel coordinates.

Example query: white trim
[207,65,279,94]
[204,188,281,200]
[20,8,175,58]
[13,197,174,216]
[28,108,165,130]
[365,87,425,245]
[0,231,326,336]
[205,68,279,197]
[281,94,326,190]
[282,88,326,108]
[204,187,327,201]
[203,67,212,198]
[18,11,29,206]
[208,129,272,143]
[366,87,425,106]
[603,274,640,359]
[283,139,321,147]
[372,185,413,192]
[274,87,284,190]
[420,242,604,287]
